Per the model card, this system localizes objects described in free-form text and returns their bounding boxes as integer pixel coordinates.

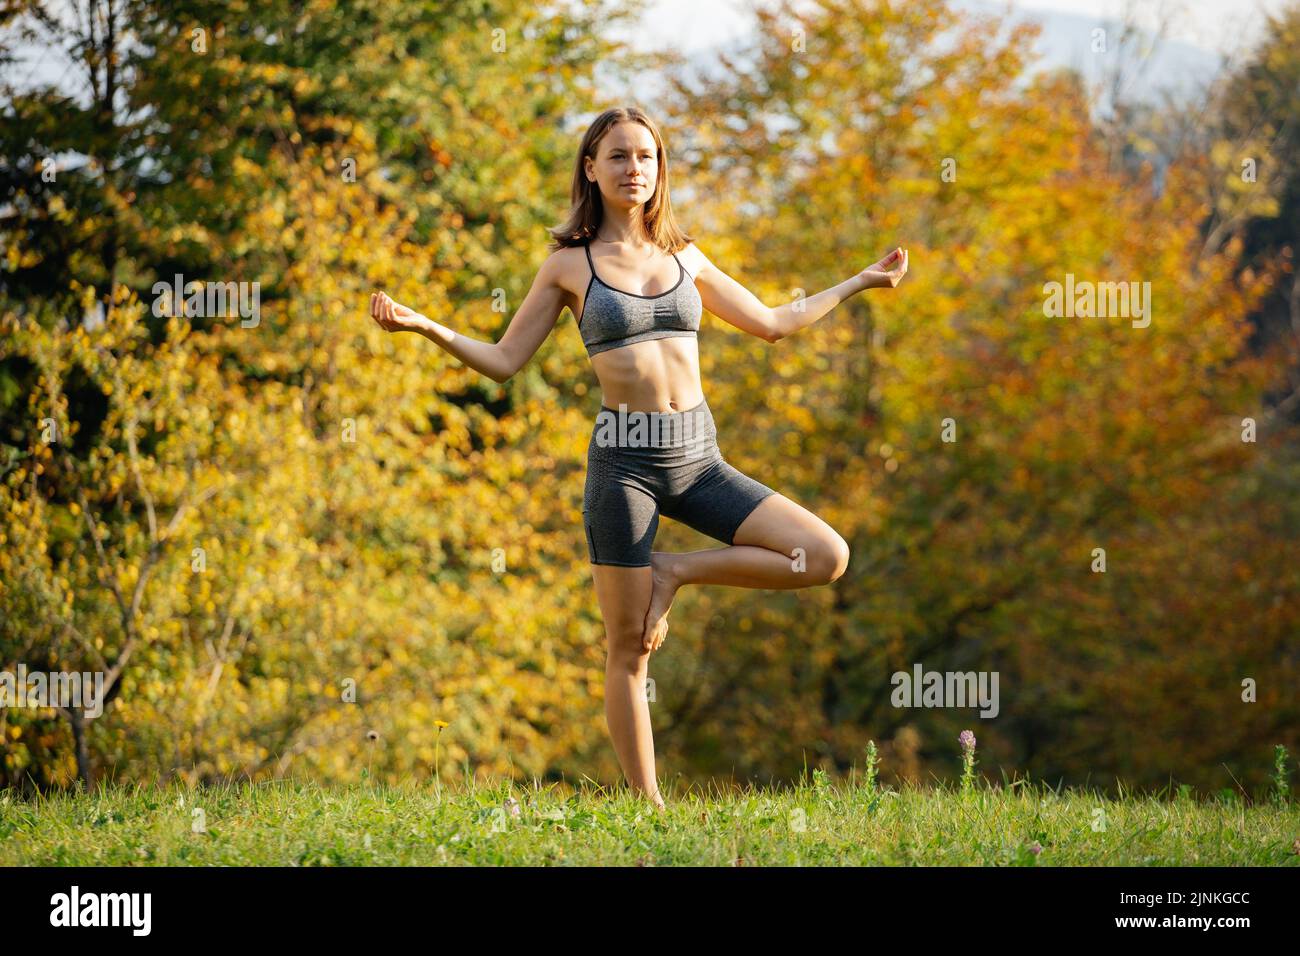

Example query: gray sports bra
[578,241,702,356]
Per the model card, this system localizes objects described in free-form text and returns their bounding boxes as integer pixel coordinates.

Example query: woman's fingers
[867,249,905,287]
[872,248,902,272]
[888,250,908,282]
[371,291,394,328]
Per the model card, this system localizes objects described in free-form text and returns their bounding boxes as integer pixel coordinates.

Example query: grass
[2,772,1297,866]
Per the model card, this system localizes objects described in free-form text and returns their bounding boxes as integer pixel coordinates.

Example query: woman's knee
[605,626,651,672]
[807,533,850,584]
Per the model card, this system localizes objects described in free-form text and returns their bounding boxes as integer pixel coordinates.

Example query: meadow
[4,770,1296,867]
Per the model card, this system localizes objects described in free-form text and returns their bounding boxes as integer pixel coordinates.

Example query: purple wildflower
[959,729,976,751]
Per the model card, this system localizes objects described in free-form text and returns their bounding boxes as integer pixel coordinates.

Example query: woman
[370,106,908,810]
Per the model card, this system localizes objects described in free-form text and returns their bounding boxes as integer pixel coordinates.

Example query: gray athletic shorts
[582,398,778,567]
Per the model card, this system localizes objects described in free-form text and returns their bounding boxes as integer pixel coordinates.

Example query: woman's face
[585,121,658,211]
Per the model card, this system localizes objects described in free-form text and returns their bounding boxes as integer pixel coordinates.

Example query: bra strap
[584,242,599,283]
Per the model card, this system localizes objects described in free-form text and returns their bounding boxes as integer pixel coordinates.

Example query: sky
[632,0,1293,57]
[983,0,1291,53]
[606,0,1296,112]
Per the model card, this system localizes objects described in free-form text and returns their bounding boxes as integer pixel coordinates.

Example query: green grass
[2,774,1297,865]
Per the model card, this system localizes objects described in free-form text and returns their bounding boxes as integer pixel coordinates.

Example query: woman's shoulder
[538,241,595,298]
[673,239,710,277]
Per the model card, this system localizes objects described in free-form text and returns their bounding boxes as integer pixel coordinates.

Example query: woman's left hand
[859,248,908,289]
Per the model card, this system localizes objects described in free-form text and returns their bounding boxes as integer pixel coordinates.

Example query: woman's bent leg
[640,493,851,649]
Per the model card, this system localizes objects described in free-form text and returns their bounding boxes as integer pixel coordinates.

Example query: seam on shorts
[591,560,652,568]
[582,511,599,564]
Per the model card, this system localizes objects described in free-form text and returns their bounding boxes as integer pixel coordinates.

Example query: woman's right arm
[370,252,569,384]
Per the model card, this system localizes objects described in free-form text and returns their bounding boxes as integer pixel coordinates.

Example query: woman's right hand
[370,291,429,333]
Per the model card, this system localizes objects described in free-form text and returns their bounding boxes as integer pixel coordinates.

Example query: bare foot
[642,552,682,652]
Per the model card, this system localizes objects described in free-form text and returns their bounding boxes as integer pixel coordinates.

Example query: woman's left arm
[690,244,908,343]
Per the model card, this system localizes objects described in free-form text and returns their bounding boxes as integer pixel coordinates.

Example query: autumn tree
[652,0,1297,793]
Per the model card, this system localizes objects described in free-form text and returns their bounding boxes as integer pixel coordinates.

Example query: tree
[652,0,1297,793]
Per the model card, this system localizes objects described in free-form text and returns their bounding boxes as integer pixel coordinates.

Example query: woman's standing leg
[591,563,666,809]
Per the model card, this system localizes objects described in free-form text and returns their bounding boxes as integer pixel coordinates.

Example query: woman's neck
[595,207,651,248]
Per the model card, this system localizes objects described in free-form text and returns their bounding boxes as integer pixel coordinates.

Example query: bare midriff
[590,337,705,414]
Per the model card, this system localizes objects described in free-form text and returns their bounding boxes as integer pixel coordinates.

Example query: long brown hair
[547,106,693,253]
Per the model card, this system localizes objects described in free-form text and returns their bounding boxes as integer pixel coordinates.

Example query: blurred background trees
[2,0,1296,797]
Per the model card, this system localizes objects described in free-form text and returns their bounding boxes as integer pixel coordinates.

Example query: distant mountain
[953,0,1226,107]
[662,0,1226,112]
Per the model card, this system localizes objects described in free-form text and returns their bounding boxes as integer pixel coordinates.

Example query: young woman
[370,106,908,810]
